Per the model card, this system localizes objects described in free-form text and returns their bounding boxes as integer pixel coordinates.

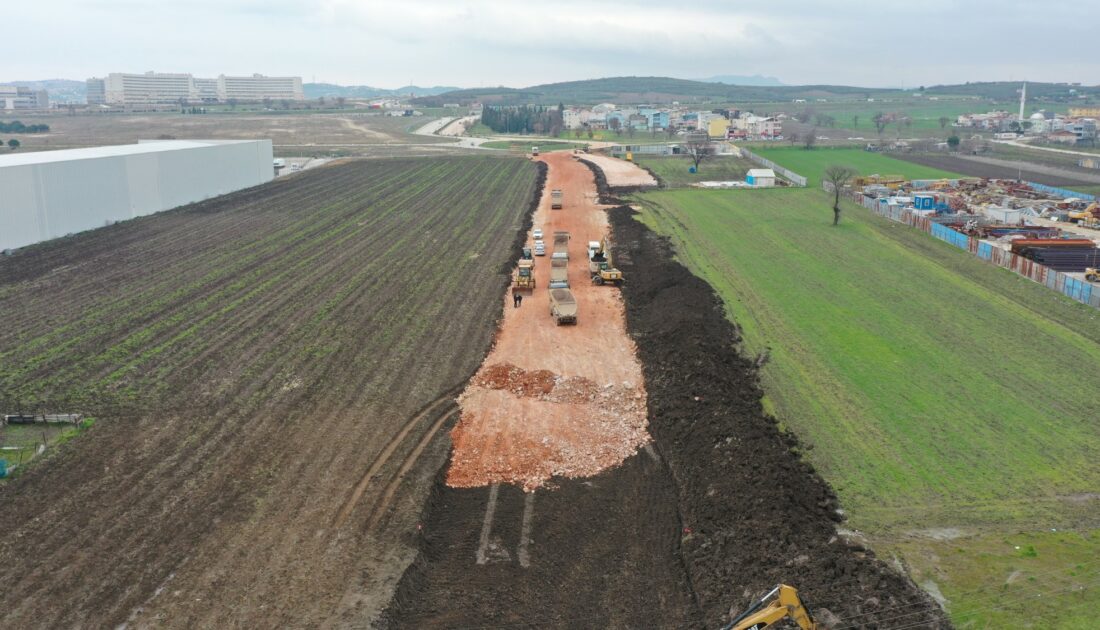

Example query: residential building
[1069,107,1100,117]
[216,74,304,102]
[731,114,782,139]
[563,108,589,129]
[1049,130,1078,144]
[639,108,669,130]
[0,86,49,110]
[707,117,730,139]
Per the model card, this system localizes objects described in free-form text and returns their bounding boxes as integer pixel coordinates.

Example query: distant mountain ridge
[413,76,1100,106]
[303,83,461,99]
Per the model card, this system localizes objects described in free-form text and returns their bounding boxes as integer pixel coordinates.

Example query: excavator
[721,584,817,630]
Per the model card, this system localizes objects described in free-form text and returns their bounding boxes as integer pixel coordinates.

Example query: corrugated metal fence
[823,182,1100,309]
[740,149,807,187]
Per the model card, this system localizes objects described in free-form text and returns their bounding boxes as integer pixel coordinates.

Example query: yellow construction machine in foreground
[721,584,817,630]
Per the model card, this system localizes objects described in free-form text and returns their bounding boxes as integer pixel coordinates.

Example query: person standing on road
[513,291,521,308]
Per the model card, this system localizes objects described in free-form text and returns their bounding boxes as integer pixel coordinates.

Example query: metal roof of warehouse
[0,140,262,168]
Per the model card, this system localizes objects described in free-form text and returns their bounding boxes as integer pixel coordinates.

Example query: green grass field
[634,186,1100,626]
[634,155,755,187]
[753,147,961,186]
[480,139,580,152]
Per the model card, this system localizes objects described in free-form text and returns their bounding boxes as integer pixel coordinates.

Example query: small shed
[982,206,1023,224]
[746,169,776,188]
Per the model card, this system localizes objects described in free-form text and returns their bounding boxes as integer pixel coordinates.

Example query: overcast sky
[9,0,1099,88]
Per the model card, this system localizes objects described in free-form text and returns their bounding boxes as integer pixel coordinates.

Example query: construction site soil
[0,156,540,628]
[385,156,948,629]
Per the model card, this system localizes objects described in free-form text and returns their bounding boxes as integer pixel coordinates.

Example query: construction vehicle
[721,584,817,630]
[513,259,535,291]
[1087,268,1099,282]
[521,246,532,260]
[549,258,569,288]
[548,288,577,325]
[1068,202,1100,223]
[531,146,539,156]
[553,231,570,259]
[588,240,624,286]
[551,189,563,209]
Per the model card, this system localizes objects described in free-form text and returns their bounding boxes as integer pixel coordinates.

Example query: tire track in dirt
[335,385,463,528]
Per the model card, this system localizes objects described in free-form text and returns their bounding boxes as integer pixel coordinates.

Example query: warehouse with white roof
[0,139,273,251]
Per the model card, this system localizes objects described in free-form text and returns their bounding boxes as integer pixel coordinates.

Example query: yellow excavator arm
[722,584,817,630]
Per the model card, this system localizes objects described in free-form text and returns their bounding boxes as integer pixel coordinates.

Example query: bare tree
[824,165,857,225]
[681,136,713,171]
[627,125,636,139]
[609,117,622,136]
[803,129,818,150]
[573,127,583,139]
[852,114,859,129]
[665,124,678,140]
[873,112,889,135]
[938,116,950,130]
[787,131,800,146]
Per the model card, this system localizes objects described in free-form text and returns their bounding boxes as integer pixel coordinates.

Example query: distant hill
[303,83,460,99]
[412,76,892,106]
[923,81,1100,101]
[697,74,784,86]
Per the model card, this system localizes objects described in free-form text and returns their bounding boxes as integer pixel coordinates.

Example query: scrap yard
[847,176,1100,305]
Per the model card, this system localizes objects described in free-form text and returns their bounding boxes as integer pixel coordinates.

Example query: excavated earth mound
[608,205,951,629]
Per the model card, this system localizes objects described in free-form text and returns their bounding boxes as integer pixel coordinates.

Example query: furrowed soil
[0,155,539,628]
[385,154,946,628]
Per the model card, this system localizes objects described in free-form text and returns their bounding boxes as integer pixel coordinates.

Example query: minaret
[1019,82,1027,122]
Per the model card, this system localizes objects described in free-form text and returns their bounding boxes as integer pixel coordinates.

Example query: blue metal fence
[931,222,970,250]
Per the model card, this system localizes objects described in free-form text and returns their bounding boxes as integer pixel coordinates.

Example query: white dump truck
[551,189,563,209]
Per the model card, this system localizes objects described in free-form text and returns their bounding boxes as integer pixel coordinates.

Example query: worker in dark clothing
[513,291,522,308]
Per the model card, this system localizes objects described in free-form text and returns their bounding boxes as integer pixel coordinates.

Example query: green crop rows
[634,186,1100,626]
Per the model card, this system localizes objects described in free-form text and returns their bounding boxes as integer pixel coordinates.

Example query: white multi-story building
[85,78,107,105]
[103,72,193,104]
[87,71,304,104]
[192,78,220,102]
[730,114,782,139]
[0,86,49,110]
[217,74,304,102]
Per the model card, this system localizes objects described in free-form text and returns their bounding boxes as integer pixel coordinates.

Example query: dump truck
[1086,268,1099,282]
[513,259,535,291]
[551,189,563,209]
[548,288,577,325]
[553,231,570,259]
[549,258,569,288]
[531,146,539,156]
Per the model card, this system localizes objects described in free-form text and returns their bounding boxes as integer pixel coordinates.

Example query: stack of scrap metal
[1010,239,1100,271]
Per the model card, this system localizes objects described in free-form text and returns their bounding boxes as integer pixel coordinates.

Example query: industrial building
[0,85,49,110]
[85,72,304,105]
[0,139,274,251]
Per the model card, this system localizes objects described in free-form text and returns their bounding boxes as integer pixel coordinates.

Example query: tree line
[480,104,564,136]
[0,120,50,133]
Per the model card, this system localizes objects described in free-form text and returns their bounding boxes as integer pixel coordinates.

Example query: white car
[532,228,544,240]
[534,241,546,256]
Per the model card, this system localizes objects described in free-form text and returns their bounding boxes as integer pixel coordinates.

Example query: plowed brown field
[0,156,540,628]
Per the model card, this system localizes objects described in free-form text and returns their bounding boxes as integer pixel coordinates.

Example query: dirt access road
[449,151,650,489]
[386,152,699,628]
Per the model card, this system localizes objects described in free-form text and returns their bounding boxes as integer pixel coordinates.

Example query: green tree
[938,116,950,130]
[8,138,20,150]
[947,135,961,150]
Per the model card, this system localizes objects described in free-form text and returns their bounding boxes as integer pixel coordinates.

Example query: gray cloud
[8,0,1098,86]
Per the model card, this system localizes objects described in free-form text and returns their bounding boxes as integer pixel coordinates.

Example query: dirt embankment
[608,205,951,628]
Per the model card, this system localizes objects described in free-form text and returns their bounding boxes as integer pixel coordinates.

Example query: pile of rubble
[449,362,650,490]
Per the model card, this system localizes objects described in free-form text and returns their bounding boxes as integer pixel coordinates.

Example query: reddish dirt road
[448,152,649,489]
